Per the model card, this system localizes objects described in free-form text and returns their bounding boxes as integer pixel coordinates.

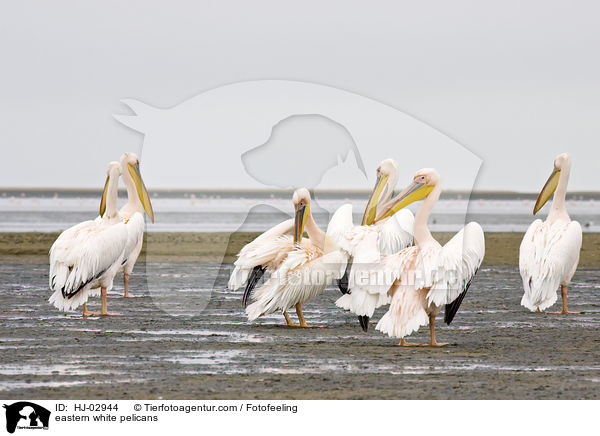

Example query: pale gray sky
[1,1,599,191]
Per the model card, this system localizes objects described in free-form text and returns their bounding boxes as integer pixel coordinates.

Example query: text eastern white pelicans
[369,168,485,346]
[519,153,582,314]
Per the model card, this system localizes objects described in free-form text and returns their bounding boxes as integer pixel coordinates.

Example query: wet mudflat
[1,259,599,400]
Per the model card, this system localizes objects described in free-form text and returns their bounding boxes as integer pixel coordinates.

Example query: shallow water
[0,261,599,399]
[1,191,599,232]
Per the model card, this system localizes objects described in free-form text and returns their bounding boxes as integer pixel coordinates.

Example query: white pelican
[117,152,155,297]
[331,159,414,331]
[229,188,330,326]
[369,168,485,346]
[228,188,324,293]
[519,153,582,314]
[244,189,347,327]
[49,162,127,316]
[49,161,154,316]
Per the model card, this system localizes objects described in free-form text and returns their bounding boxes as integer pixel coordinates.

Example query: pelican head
[361,158,399,225]
[373,168,439,222]
[120,152,155,223]
[99,162,121,217]
[533,152,570,215]
[292,188,311,244]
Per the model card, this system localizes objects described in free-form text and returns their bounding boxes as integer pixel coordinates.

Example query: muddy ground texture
[0,233,599,399]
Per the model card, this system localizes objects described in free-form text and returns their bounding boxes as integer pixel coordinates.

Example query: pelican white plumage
[519,153,582,313]
[367,168,484,346]
[49,162,128,316]
[244,189,347,327]
[229,188,330,326]
[49,159,154,316]
[331,159,414,331]
[117,152,155,297]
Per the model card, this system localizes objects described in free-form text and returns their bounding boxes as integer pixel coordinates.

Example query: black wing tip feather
[444,288,467,325]
[61,267,108,299]
[444,268,479,325]
[337,263,351,295]
[358,315,369,332]
[242,265,266,308]
[337,277,349,295]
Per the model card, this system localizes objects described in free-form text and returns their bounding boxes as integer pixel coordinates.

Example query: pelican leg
[283,311,299,327]
[296,303,309,327]
[123,273,133,298]
[88,288,120,316]
[425,314,448,346]
[295,303,323,328]
[550,285,580,314]
[82,303,93,317]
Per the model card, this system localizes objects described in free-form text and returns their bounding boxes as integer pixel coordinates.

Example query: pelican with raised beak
[365,168,484,346]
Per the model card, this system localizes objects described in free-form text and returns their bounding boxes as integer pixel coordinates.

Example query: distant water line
[0,190,598,233]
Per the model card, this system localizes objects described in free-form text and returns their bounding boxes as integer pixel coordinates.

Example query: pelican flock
[519,153,582,314]
[47,150,590,348]
[48,153,153,317]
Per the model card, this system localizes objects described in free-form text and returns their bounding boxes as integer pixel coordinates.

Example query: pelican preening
[520,153,582,314]
[229,158,415,328]
[369,168,485,346]
[48,153,153,317]
[230,188,345,327]
[330,159,414,330]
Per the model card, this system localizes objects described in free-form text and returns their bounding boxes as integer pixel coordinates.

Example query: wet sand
[0,233,599,399]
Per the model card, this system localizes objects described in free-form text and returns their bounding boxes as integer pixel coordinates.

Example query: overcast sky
[1,1,599,191]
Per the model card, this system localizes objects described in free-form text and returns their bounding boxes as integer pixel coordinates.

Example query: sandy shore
[1,260,599,400]
[2,231,600,267]
[1,232,599,400]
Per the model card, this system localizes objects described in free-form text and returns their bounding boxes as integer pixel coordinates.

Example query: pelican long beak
[373,180,433,222]
[127,162,155,223]
[361,173,389,226]
[533,167,560,215]
[294,203,309,244]
[99,175,110,217]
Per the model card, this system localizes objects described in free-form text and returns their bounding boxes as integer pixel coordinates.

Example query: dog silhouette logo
[114,79,482,316]
[3,402,50,433]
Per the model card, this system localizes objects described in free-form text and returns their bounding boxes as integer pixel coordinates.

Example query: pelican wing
[325,204,355,253]
[122,212,146,264]
[376,208,414,254]
[228,219,295,290]
[375,246,431,338]
[333,208,413,318]
[49,221,129,299]
[425,222,485,323]
[519,219,582,311]
[246,245,346,320]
